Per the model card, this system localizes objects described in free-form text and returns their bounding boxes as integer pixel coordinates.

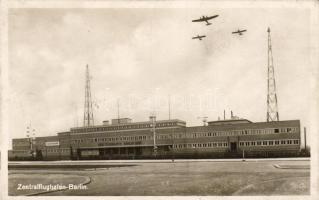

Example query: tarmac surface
[8,158,310,196]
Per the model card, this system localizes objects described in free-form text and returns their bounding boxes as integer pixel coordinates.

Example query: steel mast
[83,64,94,126]
[267,27,279,122]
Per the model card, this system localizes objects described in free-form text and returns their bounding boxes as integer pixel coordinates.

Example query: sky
[8,7,317,147]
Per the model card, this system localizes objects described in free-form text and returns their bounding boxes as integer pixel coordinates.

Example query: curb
[273,164,310,169]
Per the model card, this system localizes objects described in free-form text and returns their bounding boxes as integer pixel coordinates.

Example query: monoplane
[192,15,219,26]
[192,35,206,40]
[232,29,247,35]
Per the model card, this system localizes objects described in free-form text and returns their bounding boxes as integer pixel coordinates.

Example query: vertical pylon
[83,64,94,126]
[267,27,279,122]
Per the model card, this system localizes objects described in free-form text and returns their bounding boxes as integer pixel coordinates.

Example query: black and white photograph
[1,0,318,198]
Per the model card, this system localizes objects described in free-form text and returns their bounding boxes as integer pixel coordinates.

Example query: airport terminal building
[9,116,301,160]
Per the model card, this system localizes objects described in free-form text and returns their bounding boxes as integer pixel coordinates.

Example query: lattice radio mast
[267,27,279,122]
[83,64,94,126]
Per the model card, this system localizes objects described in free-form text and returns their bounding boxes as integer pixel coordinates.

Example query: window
[213,143,217,147]
[287,140,292,145]
[257,141,262,146]
[251,142,256,146]
[208,143,212,147]
[287,128,292,133]
[263,141,268,146]
[294,140,299,144]
[274,128,279,133]
[275,141,280,145]
[245,142,250,146]
[198,144,202,148]
[240,142,244,146]
[269,141,274,145]
[281,140,286,145]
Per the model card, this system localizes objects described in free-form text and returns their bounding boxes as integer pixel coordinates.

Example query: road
[8,158,310,196]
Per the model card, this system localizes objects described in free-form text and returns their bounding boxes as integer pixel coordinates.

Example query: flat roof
[70,118,186,130]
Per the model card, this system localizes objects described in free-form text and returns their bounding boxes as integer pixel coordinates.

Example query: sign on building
[45,141,60,146]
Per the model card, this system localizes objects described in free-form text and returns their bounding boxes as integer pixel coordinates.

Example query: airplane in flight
[192,35,206,40]
[232,29,247,35]
[192,15,219,26]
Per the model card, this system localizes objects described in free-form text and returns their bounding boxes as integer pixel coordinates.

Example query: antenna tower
[267,27,279,122]
[83,64,94,126]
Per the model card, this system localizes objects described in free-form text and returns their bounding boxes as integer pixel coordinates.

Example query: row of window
[11,148,71,154]
[70,126,298,137]
[239,139,299,147]
[72,135,149,144]
[172,139,300,149]
[190,127,298,138]
[72,134,181,144]
[45,148,70,153]
[72,122,179,133]
[173,142,229,149]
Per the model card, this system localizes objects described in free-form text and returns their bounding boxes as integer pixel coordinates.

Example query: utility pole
[83,64,94,126]
[117,99,120,133]
[150,113,157,156]
[304,127,307,152]
[26,123,36,158]
[168,95,171,120]
[117,99,120,123]
[266,27,280,122]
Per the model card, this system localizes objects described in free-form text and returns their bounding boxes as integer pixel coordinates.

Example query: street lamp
[26,124,36,159]
[150,113,157,156]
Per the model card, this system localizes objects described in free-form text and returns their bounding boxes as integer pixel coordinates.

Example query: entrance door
[230,142,237,152]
